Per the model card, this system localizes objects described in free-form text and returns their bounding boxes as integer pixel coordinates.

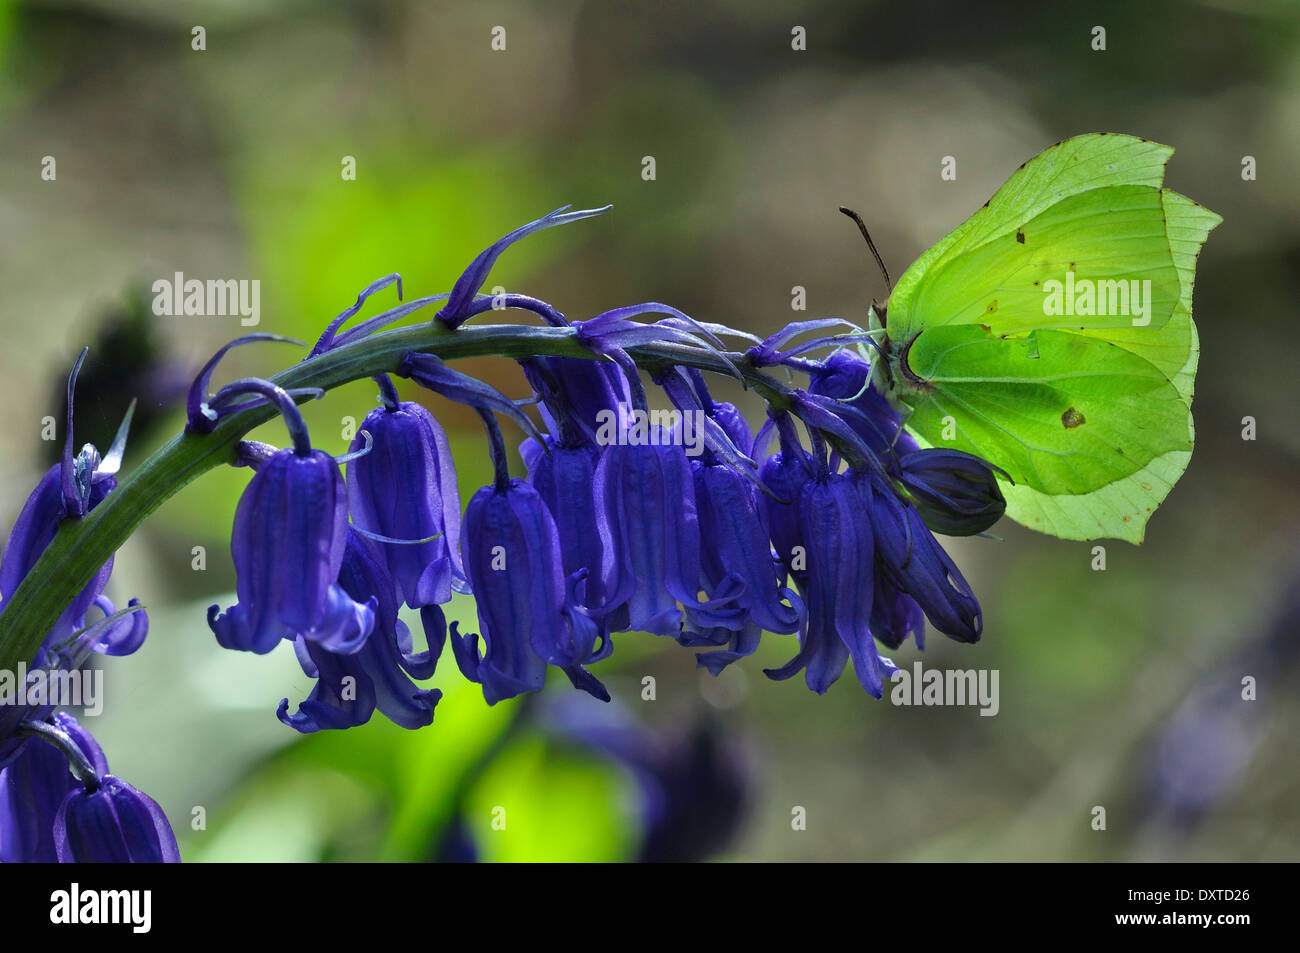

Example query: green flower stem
[0,320,790,673]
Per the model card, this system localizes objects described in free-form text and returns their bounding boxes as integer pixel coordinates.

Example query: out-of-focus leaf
[463,733,637,862]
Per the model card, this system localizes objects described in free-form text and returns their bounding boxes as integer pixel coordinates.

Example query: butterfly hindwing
[901,324,1189,494]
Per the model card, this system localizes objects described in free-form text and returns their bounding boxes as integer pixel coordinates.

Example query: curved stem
[375,374,401,411]
[209,379,314,456]
[0,321,793,674]
[476,409,511,492]
[17,720,101,791]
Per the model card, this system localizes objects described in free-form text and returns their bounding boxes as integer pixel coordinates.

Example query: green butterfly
[865,133,1220,543]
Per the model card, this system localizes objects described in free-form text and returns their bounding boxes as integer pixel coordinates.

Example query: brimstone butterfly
[862,133,1220,543]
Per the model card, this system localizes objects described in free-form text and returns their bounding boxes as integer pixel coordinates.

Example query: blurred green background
[0,0,1297,861]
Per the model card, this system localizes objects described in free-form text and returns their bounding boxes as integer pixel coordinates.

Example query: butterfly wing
[995,191,1220,542]
[899,324,1190,495]
[883,135,1220,540]
[887,133,1176,341]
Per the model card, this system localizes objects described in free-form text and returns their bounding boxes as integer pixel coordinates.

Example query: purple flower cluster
[0,207,1006,863]
[200,208,1003,719]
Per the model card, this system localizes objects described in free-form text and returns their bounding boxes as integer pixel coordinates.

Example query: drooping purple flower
[563,304,777,641]
[765,471,897,696]
[525,437,616,615]
[896,448,1007,536]
[210,446,375,655]
[684,454,803,673]
[397,350,611,703]
[728,420,821,680]
[0,713,107,862]
[0,712,176,864]
[868,473,982,643]
[622,371,779,671]
[279,530,442,732]
[594,440,704,637]
[758,412,816,588]
[206,380,374,655]
[451,474,608,705]
[870,568,926,651]
[347,384,465,609]
[54,775,179,863]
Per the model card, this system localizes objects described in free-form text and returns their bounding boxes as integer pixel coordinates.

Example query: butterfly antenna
[838,206,892,297]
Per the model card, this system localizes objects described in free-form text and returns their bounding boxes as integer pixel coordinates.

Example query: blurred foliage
[1,0,1297,861]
